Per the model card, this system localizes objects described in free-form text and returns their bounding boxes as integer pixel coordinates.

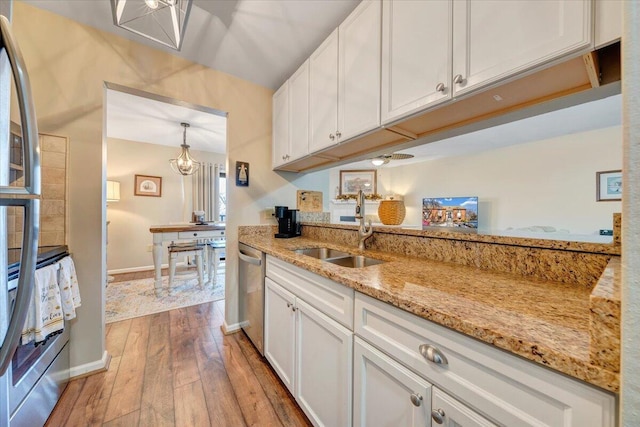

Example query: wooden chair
[168,242,205,294]
[206,239,226,285]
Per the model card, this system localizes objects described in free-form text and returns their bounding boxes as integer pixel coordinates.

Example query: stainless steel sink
[292,247,350,260]
[324,255,385,268]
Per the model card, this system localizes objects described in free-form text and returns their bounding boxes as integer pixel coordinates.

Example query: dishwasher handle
[239,250,262,266]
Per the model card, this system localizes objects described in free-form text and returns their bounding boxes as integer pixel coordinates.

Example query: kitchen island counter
[239,227,619,393]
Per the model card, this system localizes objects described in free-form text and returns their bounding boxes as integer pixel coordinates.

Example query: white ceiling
[23,0,360,90]
[105,87,227,153]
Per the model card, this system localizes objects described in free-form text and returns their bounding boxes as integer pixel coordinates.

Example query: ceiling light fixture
[111,0,193,50]
[169,122,200,176]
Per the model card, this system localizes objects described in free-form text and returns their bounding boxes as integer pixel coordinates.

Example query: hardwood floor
[46,300,312,427]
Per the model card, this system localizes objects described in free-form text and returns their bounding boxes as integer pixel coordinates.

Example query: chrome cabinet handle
[0,16,41,197]
[431,408,445,424]
[0,199,39,375]
[435,82,446,93]
[410,392,423,407]
[419,344,448,365]
[282,155,286,160]
[329,133,335,140]
[453,74,465,85]
[286,302,292,308]
[336,131,341,138]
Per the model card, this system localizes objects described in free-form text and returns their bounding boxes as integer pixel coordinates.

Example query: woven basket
[378,200,406,225]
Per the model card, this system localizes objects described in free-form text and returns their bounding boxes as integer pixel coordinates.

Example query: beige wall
[12,2,326,371]
[332,126,622,238]
[106,137,225,271]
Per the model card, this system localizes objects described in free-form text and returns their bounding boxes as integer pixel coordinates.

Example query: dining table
[149,223,225,291]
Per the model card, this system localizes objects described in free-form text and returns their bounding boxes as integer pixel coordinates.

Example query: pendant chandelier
[169,122,200,176]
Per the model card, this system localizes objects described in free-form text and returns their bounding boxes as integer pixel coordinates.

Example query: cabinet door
[264,278,296,394]
[452,0,592,96]
[354,337,431,427]
[272,82,290,168]
[431,388,496,427]
[381,0,452,125]
[289,59,310,161]
[296,299,353,427]
[309,28,339,153]
[338,0,382,142]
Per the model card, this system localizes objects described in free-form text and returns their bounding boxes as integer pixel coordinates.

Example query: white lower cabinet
[264,260,353,427]
[354,337,431,427]
[296,298,352,427]
[264,278,296,393]
[354,292,616,427]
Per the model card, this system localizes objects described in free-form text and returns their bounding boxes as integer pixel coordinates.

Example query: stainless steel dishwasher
[238,243,265,355]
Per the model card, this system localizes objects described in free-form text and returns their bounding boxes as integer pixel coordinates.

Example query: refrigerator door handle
[0,198,39,375]
[0,15,40,198]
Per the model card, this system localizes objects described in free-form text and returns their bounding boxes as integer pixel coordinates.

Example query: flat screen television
[422,197,478,230]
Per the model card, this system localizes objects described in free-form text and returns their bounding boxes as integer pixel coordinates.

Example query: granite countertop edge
[239,233,619,393]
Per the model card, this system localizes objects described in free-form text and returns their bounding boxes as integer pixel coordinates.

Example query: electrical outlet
[147,244,154,252]
[261,207,275,220]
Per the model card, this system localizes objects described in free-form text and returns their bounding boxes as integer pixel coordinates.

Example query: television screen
[422,197,478,229]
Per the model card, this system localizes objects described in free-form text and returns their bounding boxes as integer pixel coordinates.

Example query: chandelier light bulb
[144,0,159,9]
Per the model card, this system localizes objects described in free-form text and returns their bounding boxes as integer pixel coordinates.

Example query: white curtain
[192,163,223,221]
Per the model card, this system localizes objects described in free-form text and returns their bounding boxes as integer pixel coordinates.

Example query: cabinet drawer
[177,230,224,240]
[354,292,615,427]
[267,256,354,329]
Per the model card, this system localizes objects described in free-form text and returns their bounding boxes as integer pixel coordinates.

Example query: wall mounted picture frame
[236,161,249,187]
[596,170,622,201]
[134,174,162,197]
[339,170,377,196]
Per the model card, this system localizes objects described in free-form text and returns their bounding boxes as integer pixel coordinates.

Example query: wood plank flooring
[46,300,312,427]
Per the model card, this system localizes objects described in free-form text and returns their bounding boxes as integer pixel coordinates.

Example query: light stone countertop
[239,232,620,393]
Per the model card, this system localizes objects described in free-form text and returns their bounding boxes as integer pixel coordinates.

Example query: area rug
[106,273,225,323]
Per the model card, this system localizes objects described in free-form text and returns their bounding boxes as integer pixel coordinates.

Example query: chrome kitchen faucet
[355,190,373,250]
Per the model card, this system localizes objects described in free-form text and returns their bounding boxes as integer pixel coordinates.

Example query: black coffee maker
[274,206,301,238]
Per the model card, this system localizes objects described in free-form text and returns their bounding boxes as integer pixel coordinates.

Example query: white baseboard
[69,350,111,379]
[221,320,242,335]
[108,262,183,275]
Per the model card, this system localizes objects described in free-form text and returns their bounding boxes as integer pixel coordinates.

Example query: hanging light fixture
[169,122,200,176]
[111,0,193,50]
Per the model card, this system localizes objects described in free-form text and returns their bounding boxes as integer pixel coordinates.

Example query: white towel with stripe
[21,264,64,344]
[58,256,81,319]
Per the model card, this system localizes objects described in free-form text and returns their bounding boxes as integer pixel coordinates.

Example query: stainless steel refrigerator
[0,2,42,425]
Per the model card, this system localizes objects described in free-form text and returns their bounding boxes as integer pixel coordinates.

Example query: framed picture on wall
[596,170,622,201]
[134,174,162,197]
[236,161,249,186]
[339,170,377,196]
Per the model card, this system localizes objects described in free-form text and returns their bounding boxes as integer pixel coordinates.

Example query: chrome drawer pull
[419,344,448,365]
[431,408,445,424]
[410,392,423,407]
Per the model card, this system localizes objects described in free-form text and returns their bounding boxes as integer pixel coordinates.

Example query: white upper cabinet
[310,0,382,152]
[288,60,310,161]
[381,0,452,124]
[452,0,593,96]
[272,82,289,169]
[338,0,382,143]
[309,29,340,153]
[272,60,310,169]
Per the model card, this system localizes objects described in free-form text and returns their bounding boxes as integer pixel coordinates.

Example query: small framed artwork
[596,170,622,201]
[236,161,249,187]
[339,170,377,196]
[134,174,162,197]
